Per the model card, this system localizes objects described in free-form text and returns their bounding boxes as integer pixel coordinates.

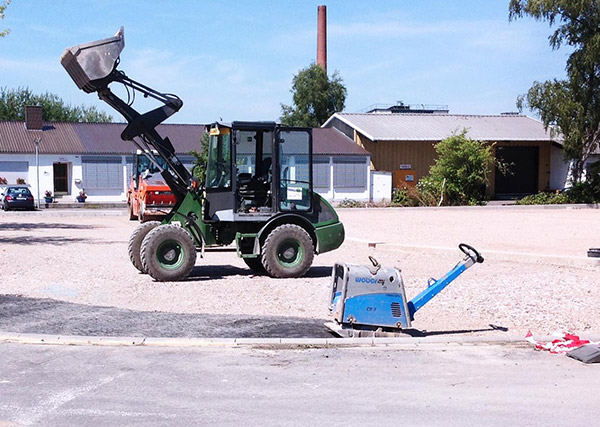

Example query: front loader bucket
[60,27,125,93]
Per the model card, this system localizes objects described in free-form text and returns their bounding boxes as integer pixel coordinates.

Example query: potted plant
[44,190,53,204]
[16,178,26,184]
[76,190,87,203]
[0,177,7,185]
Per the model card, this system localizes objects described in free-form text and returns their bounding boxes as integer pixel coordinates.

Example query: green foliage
[280,63,346,127]
[0,87,112,122]
[510,0,600,183]
[337,198,366,208]
[516,161,600,204]
[566,160,600,202]
[566,181,600,203]
[390,186,428,207]
[189,133,210,184]
[417,131,494,206]
[0,0,9,38]
[391,187,412,206]
[515,191,569,205]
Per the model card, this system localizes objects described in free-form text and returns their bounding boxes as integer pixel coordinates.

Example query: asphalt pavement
[0,295,332,338]
[0,342,598,427]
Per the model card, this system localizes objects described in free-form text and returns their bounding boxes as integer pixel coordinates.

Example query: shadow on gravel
[186,265,254,280]
[177,265,333,281]
[0,236,90,246]
[0,222,94,231]
[182,265,333,281]
[0,294,335,338]
[402,324,510,337]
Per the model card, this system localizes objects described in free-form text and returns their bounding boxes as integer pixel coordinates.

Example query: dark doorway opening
[53,163,69,194]
[495,146,539,198]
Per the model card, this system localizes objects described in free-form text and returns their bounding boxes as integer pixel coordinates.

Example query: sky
[0,0,571,125]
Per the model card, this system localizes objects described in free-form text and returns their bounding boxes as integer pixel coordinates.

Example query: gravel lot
[0,205,598,337]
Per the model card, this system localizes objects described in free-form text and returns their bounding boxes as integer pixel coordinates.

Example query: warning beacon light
[60,27,125,93]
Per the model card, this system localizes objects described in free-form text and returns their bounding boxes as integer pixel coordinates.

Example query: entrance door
[53,163,69,194]
[495,146,539,197]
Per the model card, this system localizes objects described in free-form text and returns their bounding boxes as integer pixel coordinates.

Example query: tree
[280,63,346,127]
[418,131,494,206]
[0,0,9,38]
[0,87,112,122]
[510,0,600,183]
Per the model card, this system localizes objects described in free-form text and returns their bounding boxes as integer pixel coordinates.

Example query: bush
[517,161,600,205]
[418,131,494,206]
[391,187,414,206]
[337,198,366,208]
[515,191,570,205]
[565,182,600,203]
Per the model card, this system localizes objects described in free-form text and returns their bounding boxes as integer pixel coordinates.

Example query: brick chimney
[317,5,327,73]
[25,105,43,131]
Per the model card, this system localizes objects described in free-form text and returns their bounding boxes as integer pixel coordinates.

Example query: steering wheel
[458,243,484,263]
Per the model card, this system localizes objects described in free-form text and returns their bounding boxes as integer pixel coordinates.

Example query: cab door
[204,127,233,220]
[276,129,312,212]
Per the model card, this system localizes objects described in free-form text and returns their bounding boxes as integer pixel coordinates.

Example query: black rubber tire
[127,201,137,221]
[261,224,314,278]
[243,257,266,273]
[128,221,161,273]
[140,224,197,282]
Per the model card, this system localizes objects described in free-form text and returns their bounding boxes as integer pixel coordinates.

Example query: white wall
[0,154,59,204]
[0,153,130,203]
[550,145,600,189]
[550,145,570,190]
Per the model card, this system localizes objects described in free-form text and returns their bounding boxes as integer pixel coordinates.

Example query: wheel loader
[60,28,345,281]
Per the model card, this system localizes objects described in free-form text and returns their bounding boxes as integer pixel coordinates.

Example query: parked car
[1,185,35,211]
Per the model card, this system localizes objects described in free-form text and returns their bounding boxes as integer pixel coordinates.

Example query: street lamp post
[34,137,40,209]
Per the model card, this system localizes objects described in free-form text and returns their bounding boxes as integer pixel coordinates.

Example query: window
[278,130,311,211]
[81,156,123,189]
[206,132,232,189]
[313,158,330,190]
[333,157,367,189]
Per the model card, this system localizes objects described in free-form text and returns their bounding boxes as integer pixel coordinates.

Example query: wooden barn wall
[355,132,551,194]
[355,133,437,178]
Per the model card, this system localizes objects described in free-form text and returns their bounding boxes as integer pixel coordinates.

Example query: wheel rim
[156,239,185,270]
[276,238,303,268]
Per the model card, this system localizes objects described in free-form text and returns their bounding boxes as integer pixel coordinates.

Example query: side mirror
[60,27,125,93]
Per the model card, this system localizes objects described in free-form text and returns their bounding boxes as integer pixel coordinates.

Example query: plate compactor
[326,243,484,337]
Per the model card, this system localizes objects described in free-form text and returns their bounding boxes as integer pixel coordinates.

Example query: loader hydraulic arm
[95,72,191,202]
[60,27,193,203]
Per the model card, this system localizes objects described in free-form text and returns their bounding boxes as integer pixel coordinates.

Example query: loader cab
[204,122,312,222]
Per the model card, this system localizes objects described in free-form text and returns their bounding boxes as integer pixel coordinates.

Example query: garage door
[495,146,539,196]
[0,161,29,185]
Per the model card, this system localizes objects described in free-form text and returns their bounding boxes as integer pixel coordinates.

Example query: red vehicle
[127,151,176,222]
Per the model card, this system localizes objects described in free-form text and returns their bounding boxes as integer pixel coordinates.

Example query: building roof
[322,113,559,142]
[0,121,206,155]
[0,121,368,157]
[312,127,369,156]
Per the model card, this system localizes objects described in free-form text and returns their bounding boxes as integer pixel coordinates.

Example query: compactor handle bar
[459,243,484,265]
[407,243,484,319]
